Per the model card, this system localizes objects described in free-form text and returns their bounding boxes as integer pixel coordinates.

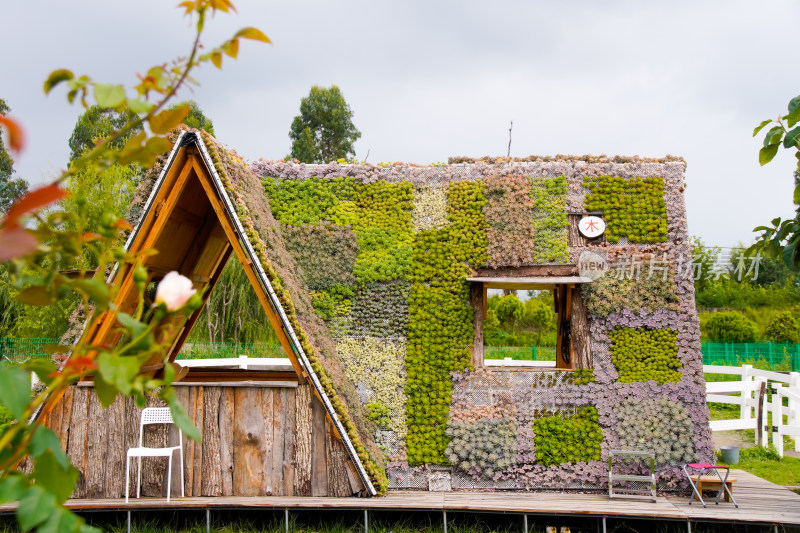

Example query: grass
[0,510,791,533]
[708,403,800,487]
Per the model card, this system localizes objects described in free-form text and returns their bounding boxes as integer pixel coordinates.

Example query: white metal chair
[125,407,184,502]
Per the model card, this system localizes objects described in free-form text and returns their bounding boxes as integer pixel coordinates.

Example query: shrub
[704,311,760,342]
[583,175,668,243]
[764,310,800,343]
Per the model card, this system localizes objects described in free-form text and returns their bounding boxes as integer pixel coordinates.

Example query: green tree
[704,311,760,342]
[0,98,27,214]
[750,94,800,271]
[171,99,214,135]
[691,236,722,294]
[289,85,361,163]
[494,293,524,330]
[68,105,142,161]
[764,310,800,343]
[520,294,555,345]
[189,258,278,345]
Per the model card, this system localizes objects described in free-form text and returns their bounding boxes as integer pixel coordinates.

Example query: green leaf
[15,286,53,306]
[789,95,800,114]
[72,279,110,310]
[96,352,140,397]
[753,225,771,232]
[794,183,800,205]
[145,136,173,154]
[764,126,784,147]
[753,119,772,137]
[127,98,155,114]
[94,83,126,109]
[760,143,780,166]
[149,106,190,134]
[786,107,800,128]
[23,358,56,386]
[783,241,797,269]
[0,364,30,420]
[784,126,800,149]
[30,426,70,469]
[168,396,201,443]
[92,373,118,408]
[115,312,154,353]
[17,486,56,532]
[79,525,103,533]
[33,450,78,503]
[37,506,81,533]
[44,70,74,94]
[0,475,26,504]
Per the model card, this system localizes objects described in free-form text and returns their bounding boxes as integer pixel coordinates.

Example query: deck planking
[1,470,798,526]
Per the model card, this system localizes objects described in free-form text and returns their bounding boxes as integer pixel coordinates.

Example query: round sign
[578,216,605,239]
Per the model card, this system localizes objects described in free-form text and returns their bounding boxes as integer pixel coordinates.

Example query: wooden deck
[2,470,798,527]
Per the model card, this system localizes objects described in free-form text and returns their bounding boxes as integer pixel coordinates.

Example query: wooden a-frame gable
[83,131,376,496]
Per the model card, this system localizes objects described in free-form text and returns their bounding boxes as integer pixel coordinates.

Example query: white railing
[704,364,800,456]
[176,356,293,371]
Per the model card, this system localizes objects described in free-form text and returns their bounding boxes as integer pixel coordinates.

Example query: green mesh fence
[484,345,556,361]
[0,337,61,364]
[701,342,800,372]
[177,341,285,359]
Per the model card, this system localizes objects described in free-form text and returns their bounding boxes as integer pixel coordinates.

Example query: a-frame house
[40,130,385,499]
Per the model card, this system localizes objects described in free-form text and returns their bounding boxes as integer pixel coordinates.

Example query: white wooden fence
[704,364,800,456]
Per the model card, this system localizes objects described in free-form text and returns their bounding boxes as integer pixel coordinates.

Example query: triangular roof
[87,130,384,495]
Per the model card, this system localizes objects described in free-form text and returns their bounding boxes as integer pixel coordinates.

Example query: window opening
[479,282,577,369]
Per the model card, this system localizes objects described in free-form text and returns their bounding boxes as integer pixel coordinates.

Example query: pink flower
[155,271,196,311]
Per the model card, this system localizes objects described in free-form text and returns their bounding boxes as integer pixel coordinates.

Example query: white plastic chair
[125,407,184,502]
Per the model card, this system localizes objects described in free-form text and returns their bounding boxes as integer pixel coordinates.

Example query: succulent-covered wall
[249,154,711,492]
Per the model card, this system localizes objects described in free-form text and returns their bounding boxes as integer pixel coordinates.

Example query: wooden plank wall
[43,384,356,499]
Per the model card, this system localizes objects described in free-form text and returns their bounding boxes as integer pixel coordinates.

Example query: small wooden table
[690,474,737,503]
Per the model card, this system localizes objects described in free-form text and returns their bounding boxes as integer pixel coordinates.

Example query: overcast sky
[4,0,798,248]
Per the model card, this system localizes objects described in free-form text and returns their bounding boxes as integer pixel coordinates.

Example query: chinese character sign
[579,216,606,239]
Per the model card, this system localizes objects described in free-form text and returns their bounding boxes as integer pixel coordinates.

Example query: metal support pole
[364,509,368,533]
[206,508,210,533]
[127,511,131,533]
[523,514,528,533]
[601,516,607,533]
[687,520,691,533]
[443,510,447,533]
[285,509,289,533]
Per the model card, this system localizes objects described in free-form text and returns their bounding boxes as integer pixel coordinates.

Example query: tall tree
[67,105,142,161]
[289,85,361,163]
[171,99,215,136]
[0,98,28,214]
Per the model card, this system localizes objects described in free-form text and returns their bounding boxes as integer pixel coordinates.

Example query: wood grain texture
[191,386,205,496]
[271,388,286,496]
[66,387,89,498]
[282,388,296,496]
[293,383,312,496]
[123,396,140,499]
[103,397,126,498]
[202,387,222,496]
[470,282,484,368]
[233,388,266,496]
[310,395,328,497]
[326,422,351,497]
[572,287,592,370]
[219,387,235,496]
[261,388,275,495]
[59,386,75,452]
